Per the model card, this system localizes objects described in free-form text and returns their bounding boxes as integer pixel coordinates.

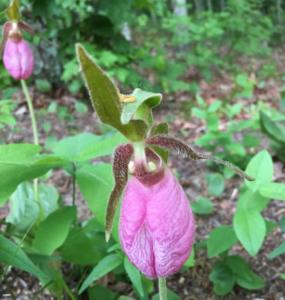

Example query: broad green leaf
[207,226,237,257]
[76,163,119,240]
[237,189,270,212]
[121,88,162,125]
[76,44,147,141]
[233,209,266,256]
[0,144,65,205]
[209,262,235,296]
[245,150,273,192]
[280,274,285,280]
[60,219,107,265]
[88,285,118,300]
[225,256,265,290]
[191,196,213,215]
[0,234,47,282]
[6,183,39,231]
[260,182,285,201]
[79,254,123,294]
[260,111,285,143]
[280,217,285,232]
[32,206,76,255]
[183,249,195,268]
[53,132,126,162]
[124,257,144,299]
[7,183,59,232]
[206,173,225,196]
[268,241,285,259]
[150,122,168,136]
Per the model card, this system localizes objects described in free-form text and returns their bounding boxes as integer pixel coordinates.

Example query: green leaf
[207,226,238,257]
[121,88,161,125]
[237,189,270,212]
[245,150,273,192]
[183,249,195,269]
[209,262,235,296]
[268,241,285,259]
[206,173,225,196]
[79,254,123,294]
[32,207,76,255]
[88,285,118,300]
[233,209,266,256]
[259,182,285,201]
[60,219,107,265]
[260,111,285,143]
[0,144,65,205]
[76,163,119,240]
[191,197,213,215]
[76,44,147,141]
[225,256,265,290]
[0,234,47,282]
[124,257,144,299]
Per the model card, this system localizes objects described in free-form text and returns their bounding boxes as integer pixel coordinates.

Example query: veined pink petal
[119,168,195,278]
[3,38,34,80]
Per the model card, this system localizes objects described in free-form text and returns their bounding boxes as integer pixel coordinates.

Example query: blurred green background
[0,0,284,94]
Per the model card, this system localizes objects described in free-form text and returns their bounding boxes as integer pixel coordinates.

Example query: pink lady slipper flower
[105,136,253,279]
[1,21,34,80]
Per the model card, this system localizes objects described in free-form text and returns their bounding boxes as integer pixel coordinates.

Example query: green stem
[20,80,43,219]
[21,80,39,145]
[159,277,167,300]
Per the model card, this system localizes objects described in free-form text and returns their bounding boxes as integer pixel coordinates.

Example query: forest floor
[0,54,285,299]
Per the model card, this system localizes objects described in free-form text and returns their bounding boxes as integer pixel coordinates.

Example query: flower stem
[159,277,167,300]
[20,80,43,219]
[21,80,39,145]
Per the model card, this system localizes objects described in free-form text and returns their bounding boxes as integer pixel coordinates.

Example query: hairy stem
[159,277,167,300]
[21,80,43,218]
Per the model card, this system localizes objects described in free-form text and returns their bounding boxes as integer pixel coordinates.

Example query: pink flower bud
[3,38,34,80]
[119,168,195,278]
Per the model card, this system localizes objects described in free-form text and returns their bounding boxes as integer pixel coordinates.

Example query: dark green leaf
[152,289,181,300]
[209,262,235,296]
[207,226,237,257]
[225,256,265,290]
[191,197,213,215]
[124,257,144,299]
[79,254,123,294]
[206,173,225,196]
[88,285,118,300]
[0,234,47,282]
[32,207,76,255]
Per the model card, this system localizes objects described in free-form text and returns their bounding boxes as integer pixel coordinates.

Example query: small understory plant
[76,43,253,299]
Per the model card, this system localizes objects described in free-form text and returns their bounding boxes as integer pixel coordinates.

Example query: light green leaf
[76,163,119,240]
[124,257,144,299]
[79,254,123,294]
[207,226,237,257]
[260,182,285,201]
[191,197,213,215]
[225,256,265,290]
[0,144,65,205]
[206,173,225,196]
[245,150,273,192]
[0,234,47,282]
[268,241,285,259]
[233,209,266,256]
[260,111,285,143]
[121,88,161,125]
[237,189,270,212]
[32,206,76,255]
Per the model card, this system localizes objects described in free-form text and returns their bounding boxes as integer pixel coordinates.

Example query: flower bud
[119,168,195,278]
[3,37,34,80]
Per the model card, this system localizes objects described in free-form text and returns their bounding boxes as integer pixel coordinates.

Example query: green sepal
[121,88,162,126]
[6,0,21,21]
[76,44,148,142]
